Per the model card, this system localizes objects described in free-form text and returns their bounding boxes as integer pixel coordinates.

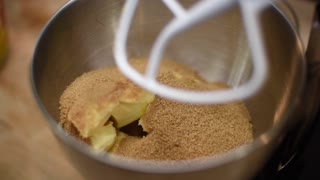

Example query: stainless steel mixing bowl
[31,0,306,179]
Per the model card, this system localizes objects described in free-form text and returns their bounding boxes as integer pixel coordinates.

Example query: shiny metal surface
[31,0,305,179]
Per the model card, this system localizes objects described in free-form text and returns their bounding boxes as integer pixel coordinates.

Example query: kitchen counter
[0,1,316,180]
[0,1,84,179]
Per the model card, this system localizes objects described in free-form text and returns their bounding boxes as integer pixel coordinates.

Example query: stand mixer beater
[114,0,271,104]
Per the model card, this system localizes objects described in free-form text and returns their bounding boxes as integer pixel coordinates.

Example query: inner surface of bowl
[32,0,304,173]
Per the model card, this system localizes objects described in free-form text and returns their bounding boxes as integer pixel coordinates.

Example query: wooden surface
[0,1,315,180]
[0,1,84,179]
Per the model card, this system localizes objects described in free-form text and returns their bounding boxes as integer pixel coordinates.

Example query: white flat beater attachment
[114,0,270,104]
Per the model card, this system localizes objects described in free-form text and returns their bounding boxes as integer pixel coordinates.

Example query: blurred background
[0,0,84,179]
[0,0,316,180]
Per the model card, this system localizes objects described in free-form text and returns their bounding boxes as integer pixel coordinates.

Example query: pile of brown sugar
[59,59,253,161]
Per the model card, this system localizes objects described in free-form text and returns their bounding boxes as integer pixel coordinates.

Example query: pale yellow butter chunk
[66,79,154,138]
[90,122,117,152]
[111,103,148,128]
[68,99,118,138]
[112,91,154,128]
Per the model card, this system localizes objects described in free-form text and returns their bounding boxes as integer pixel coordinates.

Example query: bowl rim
[30,0,306,174]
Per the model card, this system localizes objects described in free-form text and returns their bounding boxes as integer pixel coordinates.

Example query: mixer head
[114,0,271,104]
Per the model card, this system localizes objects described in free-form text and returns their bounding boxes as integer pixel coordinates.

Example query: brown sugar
[59,59,253,160]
